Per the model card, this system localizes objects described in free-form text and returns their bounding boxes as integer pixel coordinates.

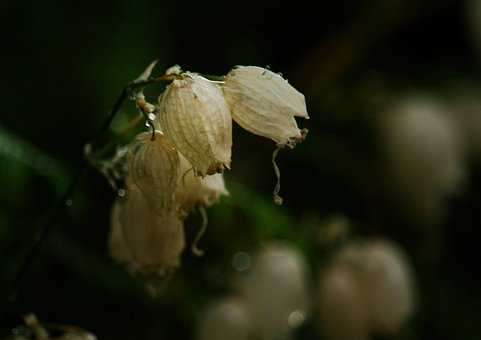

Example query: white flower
[318,239,416,337]
[223,66,309,147]
[239,243,309,340]
[379,97,465,222]
[175,153,229,216]
[113,181,185,277]
[157,72,232,176]
[127,131,180,213]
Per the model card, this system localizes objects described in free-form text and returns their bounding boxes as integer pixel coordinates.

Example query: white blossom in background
[378,96,465,222]
[127,131,179,213]
[354,240,416,334]
[157,72,232,176]
[239,243,309,340]
[223,66,309,148]
[197,297,253,340]
[318,239,416,339]
[318,264,369,340]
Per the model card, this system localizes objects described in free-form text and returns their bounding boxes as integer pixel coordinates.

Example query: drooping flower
[378,96,465,222]
[127,131,180,213]
[318,239,416,338]
[239,243,309,340]
[157,72,232,176]
[111,180,185,279]
[318,264,369,340]
[175,153,229,217]
[223,65,309,148]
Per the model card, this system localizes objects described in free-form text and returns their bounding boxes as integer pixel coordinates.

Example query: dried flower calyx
[157,72,232,176]
[127,131,180,212]
[223,65,309,148]
[109,180,185,283]
[175,153,229,217]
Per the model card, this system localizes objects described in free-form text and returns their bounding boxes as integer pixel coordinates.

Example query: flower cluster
[106,64,309,291]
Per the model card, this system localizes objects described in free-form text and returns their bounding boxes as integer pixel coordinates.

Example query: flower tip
[274,194,284,205]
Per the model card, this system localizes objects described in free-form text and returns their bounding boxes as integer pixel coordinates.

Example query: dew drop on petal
[117,188,126,197]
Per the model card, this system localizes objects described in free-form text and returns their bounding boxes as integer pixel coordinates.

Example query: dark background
[1,0,481,339]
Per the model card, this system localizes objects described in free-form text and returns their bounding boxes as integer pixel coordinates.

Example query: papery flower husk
[239,243,309,340]
[127,131,179,213]
[175,153,229,217]
[117,182,185,277]
[157,72,232,176]
[223,65,309,147]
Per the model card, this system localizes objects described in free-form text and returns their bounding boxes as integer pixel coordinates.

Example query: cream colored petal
[223,66,309,146]
[227,66,308,118]
[175,152,229,214]
[158,73,232,176]
[119,184,185,272]
[128,132,179,212]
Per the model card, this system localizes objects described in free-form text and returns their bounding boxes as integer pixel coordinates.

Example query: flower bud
[197,297,253,340]
[116,182,185,277]
[223,66,309,147]
[239,243,309,340]
[175,153,229,216]
[157,72,232,176]
[127,132,180,213]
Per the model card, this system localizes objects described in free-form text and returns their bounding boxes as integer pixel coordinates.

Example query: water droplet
[65,199,73,207]
[232,251,251,271]
[148,113,156,121]
[287,310,305,329]
[117,189,126,197]
[262,70,273,79]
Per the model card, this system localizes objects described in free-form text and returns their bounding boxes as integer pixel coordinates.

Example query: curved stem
[191,205,208,257]
[272,147,283,205]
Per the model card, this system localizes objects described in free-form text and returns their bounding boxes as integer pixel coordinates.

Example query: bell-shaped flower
[223,66,309,148]
[157,72,232,176]
[127,131,180,213]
